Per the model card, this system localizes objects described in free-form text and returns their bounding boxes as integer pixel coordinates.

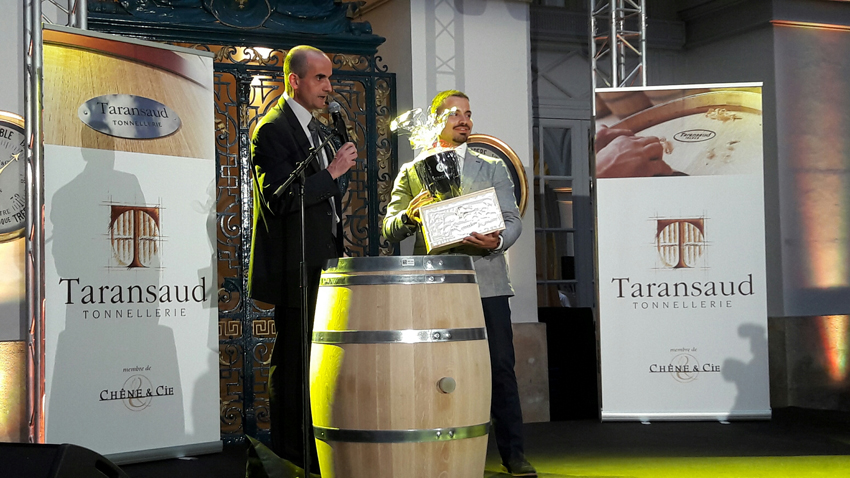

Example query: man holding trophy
[383,90,536,477]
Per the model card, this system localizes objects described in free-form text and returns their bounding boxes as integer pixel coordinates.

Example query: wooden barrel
[310,256,491,478]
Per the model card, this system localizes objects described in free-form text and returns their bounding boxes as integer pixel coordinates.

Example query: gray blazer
[383,148,522,298]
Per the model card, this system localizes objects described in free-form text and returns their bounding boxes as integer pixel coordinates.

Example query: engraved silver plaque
[419,187,505,253]
[78,94,181,139]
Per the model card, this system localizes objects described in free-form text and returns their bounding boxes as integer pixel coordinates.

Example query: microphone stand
[274,131,338,478]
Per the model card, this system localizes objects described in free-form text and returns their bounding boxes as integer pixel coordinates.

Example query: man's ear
[287,73,298,93]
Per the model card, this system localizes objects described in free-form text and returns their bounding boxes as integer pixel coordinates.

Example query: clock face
[0,112,26,242]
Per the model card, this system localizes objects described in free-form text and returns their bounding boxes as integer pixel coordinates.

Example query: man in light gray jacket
[382,90,536,477]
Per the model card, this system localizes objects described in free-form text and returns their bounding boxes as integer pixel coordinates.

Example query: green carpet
[486,455,850,477]
[482,408,850,478]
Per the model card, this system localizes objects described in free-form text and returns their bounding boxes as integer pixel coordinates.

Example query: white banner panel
[41,27,219,458]
[595,84,770,420]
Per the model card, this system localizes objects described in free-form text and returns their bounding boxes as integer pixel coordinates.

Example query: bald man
[248,45,357,470]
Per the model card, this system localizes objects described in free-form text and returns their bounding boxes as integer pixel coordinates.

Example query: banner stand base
[601,409,772,422]
[106,440,223,466]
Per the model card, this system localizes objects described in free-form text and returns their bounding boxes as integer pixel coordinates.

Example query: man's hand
[405,190,434,224]
[462,231,501,250]
[595,134,675,178]
[326,142,357,179]
[595,125,633,153]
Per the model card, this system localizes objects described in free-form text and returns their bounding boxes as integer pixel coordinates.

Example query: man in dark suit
[383,90,536,477]
[248,45,357,470]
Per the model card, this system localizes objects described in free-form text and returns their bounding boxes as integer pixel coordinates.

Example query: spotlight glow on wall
[818,315,849,383]
[774,22,850,300]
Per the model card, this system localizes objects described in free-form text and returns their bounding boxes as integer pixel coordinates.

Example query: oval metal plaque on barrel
[78,94,181,139]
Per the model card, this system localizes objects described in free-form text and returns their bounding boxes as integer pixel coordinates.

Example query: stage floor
[121,407,850,478]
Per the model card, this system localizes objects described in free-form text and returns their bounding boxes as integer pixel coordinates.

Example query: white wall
[364,0,538,322]
[360,0,415,161]
[774,23,850,316]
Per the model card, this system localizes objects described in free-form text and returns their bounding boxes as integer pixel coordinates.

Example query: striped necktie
[308,118,338,235]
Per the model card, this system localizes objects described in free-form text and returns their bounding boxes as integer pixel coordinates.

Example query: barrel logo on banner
[656,218,706,269]
[78,94,181,139]
[109,205,161,268]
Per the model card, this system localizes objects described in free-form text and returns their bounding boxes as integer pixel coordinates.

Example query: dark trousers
[269,269,321,471]
[482,296,526,464]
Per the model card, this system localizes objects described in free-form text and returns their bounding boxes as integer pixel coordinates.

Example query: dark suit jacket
[248,97,343,306]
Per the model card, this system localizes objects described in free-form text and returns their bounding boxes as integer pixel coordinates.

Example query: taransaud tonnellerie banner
[594,84,770,420]
[41,27,219,457]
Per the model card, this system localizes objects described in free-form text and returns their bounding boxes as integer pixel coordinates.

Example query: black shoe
[503,456,537,477]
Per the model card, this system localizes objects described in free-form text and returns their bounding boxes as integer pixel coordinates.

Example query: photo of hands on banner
[595,87,762,179]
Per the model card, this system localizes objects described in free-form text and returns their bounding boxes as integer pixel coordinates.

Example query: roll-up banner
[595,84,770,421]
[41,26,220,460]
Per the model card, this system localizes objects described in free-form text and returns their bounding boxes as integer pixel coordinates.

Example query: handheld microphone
[328,101,350,144]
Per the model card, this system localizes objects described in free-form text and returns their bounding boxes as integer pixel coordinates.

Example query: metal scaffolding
[42,0,87,29]
[23,0,87,444]
[590,0,647,88]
